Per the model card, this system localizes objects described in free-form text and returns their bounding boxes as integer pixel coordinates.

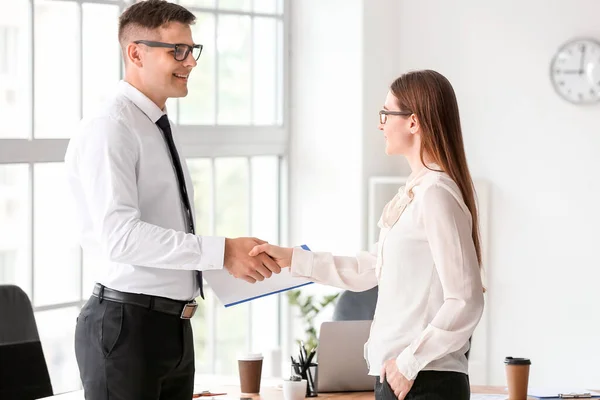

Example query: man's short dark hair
[118,0,196,47]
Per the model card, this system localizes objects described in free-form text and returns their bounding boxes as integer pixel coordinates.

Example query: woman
[250,70,484,400]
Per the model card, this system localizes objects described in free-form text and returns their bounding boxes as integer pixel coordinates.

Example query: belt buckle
[180,302,197,319]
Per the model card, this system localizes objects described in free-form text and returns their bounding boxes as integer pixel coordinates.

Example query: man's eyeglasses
[379,110,413,124]
[133,40,203,61]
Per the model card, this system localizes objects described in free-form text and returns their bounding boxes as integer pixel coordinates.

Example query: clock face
[550,38,600,104]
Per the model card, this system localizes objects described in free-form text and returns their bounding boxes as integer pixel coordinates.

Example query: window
[0,250,17,283]
[0,4,31,139]
[0,0,287,393]
[0,164,29,290]
[188,156,282,375]
[0,27,15,74]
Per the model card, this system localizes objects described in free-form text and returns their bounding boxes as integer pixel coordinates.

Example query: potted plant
[287,289,340,353]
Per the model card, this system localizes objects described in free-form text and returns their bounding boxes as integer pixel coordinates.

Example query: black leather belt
[92,284,198,319]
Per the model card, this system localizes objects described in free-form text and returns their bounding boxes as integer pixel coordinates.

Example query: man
[65,1,279,398]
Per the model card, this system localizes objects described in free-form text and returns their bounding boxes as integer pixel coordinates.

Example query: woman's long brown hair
[391,70,482,267]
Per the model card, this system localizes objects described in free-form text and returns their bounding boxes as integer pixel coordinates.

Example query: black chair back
[332,286,379,321]
[0,284,53,400]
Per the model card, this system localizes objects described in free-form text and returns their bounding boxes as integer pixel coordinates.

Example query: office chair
[0,284,53,400]
[332,286,378,321]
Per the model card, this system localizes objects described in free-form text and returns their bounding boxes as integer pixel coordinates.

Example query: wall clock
[550,38,600,104]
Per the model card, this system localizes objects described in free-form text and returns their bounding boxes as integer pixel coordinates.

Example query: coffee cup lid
[238,352,263,361]
[504,357,531,365]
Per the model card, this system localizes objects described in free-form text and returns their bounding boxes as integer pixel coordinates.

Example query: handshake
[224,237,293,283]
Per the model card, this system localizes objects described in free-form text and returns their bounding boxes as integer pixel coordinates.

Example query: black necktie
[156,115,204,300]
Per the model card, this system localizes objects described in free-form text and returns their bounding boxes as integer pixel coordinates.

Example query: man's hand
[380,359,414,400]
[224,237,281,283]
[248,243,293,269]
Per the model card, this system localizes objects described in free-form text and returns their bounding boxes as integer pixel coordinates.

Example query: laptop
[316,320,376,392]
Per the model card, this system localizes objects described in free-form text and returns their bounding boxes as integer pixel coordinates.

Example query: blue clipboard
[224,244,313,307]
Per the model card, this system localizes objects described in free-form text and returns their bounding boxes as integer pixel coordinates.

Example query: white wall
[360,0,411,248]
[395,0,600,387]
[289,0,363,256]
[286,0,365,373]
[286,0,363,360]
[287,0,405,319]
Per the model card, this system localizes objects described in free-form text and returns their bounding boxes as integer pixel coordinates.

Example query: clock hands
[579,44,586,75]
[558,45,588,77]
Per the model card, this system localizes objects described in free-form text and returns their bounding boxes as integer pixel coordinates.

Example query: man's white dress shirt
[290,166,485,381]
[65,81,224,301]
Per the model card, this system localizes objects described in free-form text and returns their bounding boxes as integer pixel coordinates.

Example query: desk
[40,384,518,399]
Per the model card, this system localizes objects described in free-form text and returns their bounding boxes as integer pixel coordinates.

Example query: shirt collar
[404,163,441,193]
[118,80,167,124]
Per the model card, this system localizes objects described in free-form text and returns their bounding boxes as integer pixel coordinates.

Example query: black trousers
[375,371,470,400]
[74,295,195,400]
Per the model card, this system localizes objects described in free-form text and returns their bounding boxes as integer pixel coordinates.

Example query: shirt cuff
[396,348,421,381]
[198,236,225,271]
[290,247,314,277]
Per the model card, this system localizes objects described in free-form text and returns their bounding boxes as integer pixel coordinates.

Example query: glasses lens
[192,46,202,60]
[174,45,188,61]
[379,112,386,124]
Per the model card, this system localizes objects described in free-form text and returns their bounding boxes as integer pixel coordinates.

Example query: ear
[408,114,420,135]
[126,43,144,68]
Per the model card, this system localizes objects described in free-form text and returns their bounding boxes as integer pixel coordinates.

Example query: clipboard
[203,244,313,307]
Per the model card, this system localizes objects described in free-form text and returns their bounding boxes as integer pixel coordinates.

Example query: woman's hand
[381,359,414,400]
[249,243,294,269]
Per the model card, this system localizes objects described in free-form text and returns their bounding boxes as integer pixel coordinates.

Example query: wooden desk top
[223,384,510,400]
[38,383,531,399]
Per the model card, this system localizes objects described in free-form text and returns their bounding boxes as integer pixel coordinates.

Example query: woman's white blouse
[290,167,484,380]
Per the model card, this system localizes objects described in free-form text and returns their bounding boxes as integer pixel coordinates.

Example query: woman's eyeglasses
[379,110,413,124]
[133,40,203,61]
